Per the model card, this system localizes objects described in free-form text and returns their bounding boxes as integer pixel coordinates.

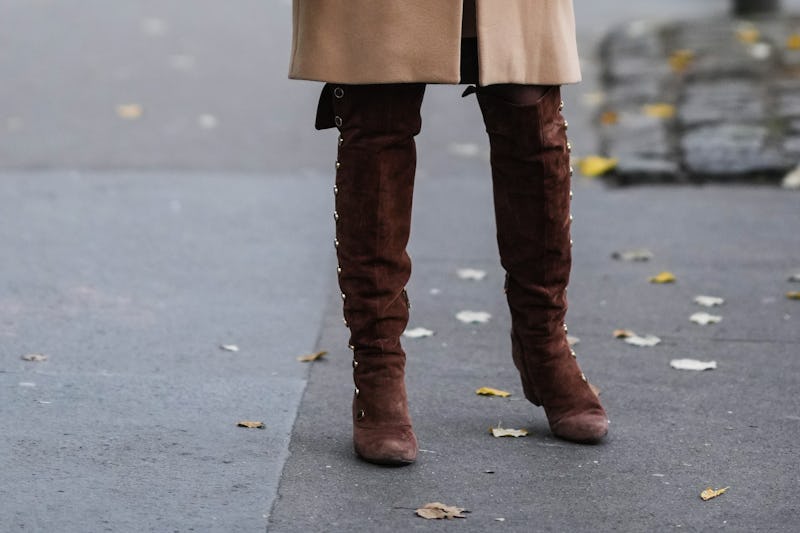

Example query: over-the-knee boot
[476,86,608,444]
[322,83,425,465]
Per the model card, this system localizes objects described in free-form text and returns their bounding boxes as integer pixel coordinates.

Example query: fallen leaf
[690,312,722,325]
[700,486,729,501]
[694,295,725,307]
[237,421,265,429]
[787,292,800,300]
[668,49,695,72]
[600,110,619,125]
[416,502,468,520]
[567,335,580,347]
[649,271,676,284]
[736,25,760,44]
[579,156,618,177]
[783,165,800,189]
[456,310,491,324]
[403,327,434,338]
[589,383,602,396]
[787,34,800,50]
[220,344,239,352]
[476,387,511,398]
[788,273,800,283]
[670,359,717,371]
[642,103,676,119]
[612,248,654,262]
[624,334,661,347]
[116,104,143,120]
[490,426,529,438]
[21,353,48,362]
[613,329,635,338]
[749,42,772,60]
[456,268,487,281]
[448,143,482,159]
[297,350,327,362]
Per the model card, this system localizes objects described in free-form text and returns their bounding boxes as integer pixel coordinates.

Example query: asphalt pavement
[1,0,799,531]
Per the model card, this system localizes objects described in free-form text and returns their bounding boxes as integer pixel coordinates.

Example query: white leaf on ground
[197,114,218,129]
[220,344,240,352]
[456,268,487,281]
[490,426,529,438]
[21,353,48,362]
[624,334,661,347]
[611,248,654,261]
[567,335,580,346]
[456,310,491,324]
[783,165,800,189]
[670,359,717,371]
[694,295,725,307]
[429,288,441,295]
[447,142,481,159]
[690,312,722,325]
[403,327,434,339]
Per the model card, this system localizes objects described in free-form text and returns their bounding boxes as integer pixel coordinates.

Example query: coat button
[356,409,365,420]
[334,116,343,127]
[334,87,344,99]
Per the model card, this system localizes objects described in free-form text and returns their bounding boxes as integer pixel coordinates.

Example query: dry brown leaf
[649,271,676,284]
[700,486,729,501]
[416,502,468,520]
[613,329,635,339]
[600,110,619,125]
[21,353,48,362]
[237,421,265,429]
[116,104,143,120]
[476,387,511,398]
[297,350,327,362]
[668,49,695,72]
[787,292,800,300]
[490,426,528,438]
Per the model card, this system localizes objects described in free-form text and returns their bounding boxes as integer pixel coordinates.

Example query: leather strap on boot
[476,86,608,444]
[328,83,425,464]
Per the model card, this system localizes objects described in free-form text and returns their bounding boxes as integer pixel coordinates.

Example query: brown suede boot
[321,82,425,465]
[476,86,609,444]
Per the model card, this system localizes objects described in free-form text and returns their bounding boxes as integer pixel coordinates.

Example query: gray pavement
[1,0,799,532]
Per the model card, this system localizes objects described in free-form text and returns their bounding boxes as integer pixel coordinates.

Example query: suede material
[330,83,425,464]
[477,87,608,444]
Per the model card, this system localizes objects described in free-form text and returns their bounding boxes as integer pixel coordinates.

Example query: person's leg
[322,82,426,464]
[474,84,608,443]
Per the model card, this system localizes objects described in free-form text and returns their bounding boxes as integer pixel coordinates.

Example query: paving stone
[597,14,800,183]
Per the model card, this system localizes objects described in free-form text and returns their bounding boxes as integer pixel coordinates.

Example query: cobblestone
[597,14,800,184]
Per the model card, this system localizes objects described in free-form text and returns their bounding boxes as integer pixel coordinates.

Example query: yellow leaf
[787,291,800,300]
[613,329,635,339]
[737,27,760,44]
[668,49,695,73]
[476,386,511,398]
[700,486,729,501]
[642,103,676,119]
[787,34,800,50]
[600,110,619,125]
[116,104,143,120]
[297,350,327,362]
[416,502,468,520]
[490,426,529,438]
[579,156,618,177]
[237,421,265,429]
[649,271,677,284]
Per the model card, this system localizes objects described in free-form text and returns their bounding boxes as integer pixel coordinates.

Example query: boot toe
[354,427,418,465]
[550,413,608,444]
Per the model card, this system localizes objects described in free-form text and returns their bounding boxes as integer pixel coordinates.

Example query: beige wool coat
[289,0,581,86]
